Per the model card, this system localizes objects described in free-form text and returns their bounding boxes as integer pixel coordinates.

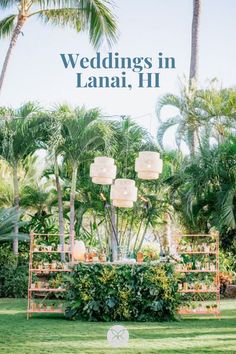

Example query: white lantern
[73,240,86,261]
[110,179,137,208]
[135,151,163,180]
[90,156,117,185]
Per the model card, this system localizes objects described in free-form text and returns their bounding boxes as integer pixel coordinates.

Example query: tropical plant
[64,263,180,321]
[0,245,28,298]
[0,102,48,253]
[156,86,236,155]
[0,0,118,94]
[165,136,236,252]
[156,86,203,155]
[196,87,236,144]
[42,111,67,257]
[53,105,113,247]
[0,207,27,241]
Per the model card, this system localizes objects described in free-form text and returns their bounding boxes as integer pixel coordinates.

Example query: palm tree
[43,111,66,258]
[197,87,236,143]
[55,105,113,247]
[0,0,118,94]
[165,136,236,247]
[0,102,48,254]
[156,86,202,155]
[156,86,236,154]
[189,0,201,85]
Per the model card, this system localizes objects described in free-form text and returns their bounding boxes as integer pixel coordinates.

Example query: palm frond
[0,207,28,241]
[36,8,83,31]
[0,102,49,165]
[0,0,16,10]
[219,188,236,229]
[35,0,79,9]
[175,121,187,149]
[80,0,118,47]
[156,94,183,121]
[33,0,118,47]
[156,116,181,149]
[0,14,16,39]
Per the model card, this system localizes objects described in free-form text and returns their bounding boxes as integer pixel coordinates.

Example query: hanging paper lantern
[90,156,117,185]
[110,179,137,208]
[135,151,163,180]
[73,240,86,261]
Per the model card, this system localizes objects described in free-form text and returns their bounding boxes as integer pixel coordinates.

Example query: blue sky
[0,0,236,142]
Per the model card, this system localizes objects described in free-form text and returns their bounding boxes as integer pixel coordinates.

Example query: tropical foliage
[0,84,235,261]
[64,263,180,321]
[0,245,28,298]
[156,85,236,255]
[156,85,236,154]
[0,0,118,93]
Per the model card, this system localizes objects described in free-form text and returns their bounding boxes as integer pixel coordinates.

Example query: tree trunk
[133,217,144,252]
[69,161,78,250]
[110,205,118,261]
[189,0,201,85]
[54,154,65,261]
[189,127,198,156]
[0,15,27,95]
[137,218,150,252]
[13,162,19,255]
[163,212,171,255]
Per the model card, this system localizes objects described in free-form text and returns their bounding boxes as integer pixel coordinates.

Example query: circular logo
[107,325,129,348]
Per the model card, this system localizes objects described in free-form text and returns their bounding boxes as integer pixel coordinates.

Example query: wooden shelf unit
[30,269,71,273]
[178,309,220,315]
[176,270,217,273]
[176,232,220,318]
[28,309,64,314]
[27,232,74,319]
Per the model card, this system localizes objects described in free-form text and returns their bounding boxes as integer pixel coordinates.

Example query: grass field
[0,299,235,354]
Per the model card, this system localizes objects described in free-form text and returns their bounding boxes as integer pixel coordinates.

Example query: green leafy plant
[64,263,181,321]
[0,246,28,298]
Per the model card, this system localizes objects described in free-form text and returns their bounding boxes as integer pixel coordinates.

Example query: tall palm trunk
[13,162,19,255]
[110,205,118,261]
[69,161,78,249]
[163,212,171,255]
[189,0,201,85]
[54,154,65,261]
[0,15,27,95]
[136,218,150,252]
[189,127,198,156]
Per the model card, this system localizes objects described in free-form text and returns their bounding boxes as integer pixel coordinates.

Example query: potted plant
[62,263,68,270]
[38,262,43,270]
[191,303,198,312]
[58,303,63,311]
[212,304,217,312]
[51,261,57,270]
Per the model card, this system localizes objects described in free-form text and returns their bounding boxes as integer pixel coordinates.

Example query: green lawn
[0,299,235,354]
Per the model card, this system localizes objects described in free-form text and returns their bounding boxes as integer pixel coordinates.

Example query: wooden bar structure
[27,231,220,319]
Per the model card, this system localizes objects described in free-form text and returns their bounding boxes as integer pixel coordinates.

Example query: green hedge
[0,246,28,298]
[65,263,180,321]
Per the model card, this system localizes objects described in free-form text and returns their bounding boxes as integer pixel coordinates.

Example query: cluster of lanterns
[89,151,163,208]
